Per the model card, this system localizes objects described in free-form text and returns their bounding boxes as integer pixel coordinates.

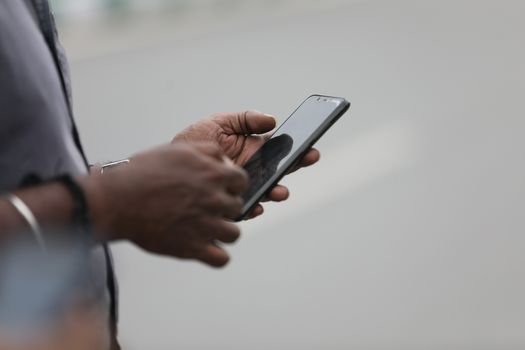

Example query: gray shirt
[0,1,117,347]
[0,0,86,188]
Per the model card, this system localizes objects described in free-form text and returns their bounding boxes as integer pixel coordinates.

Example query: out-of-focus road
[64,1,525,349]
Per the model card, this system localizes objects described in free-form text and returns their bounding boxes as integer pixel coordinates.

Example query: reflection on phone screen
[239,95,348,217]
[242,134,294,202]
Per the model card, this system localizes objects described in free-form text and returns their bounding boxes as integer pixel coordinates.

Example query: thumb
[217,110,277,135]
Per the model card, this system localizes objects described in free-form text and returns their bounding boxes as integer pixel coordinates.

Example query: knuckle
[207,193,225,209]
[240,111,250,133]
[226,196,243,216]
[230,197,243,215]
[228,166,246,180]
[206,167,228,184]
[241,110,250,119]
[230,169,249,192]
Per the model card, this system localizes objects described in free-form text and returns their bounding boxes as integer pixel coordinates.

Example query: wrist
[90,159,130,174]
[0,182,75,246]
[83,159,131,243]
[79,174,121,243]
[15,183,74,230]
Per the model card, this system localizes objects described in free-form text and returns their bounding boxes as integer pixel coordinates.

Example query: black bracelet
[54,175,92,240]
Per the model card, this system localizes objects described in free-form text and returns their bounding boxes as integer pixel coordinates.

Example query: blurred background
[53,0,524,349]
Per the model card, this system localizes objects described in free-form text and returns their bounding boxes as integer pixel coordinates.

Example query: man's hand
[83,142,248,267]
[174,111,321,218]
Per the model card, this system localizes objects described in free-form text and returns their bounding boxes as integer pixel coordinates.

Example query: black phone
[237,94,350,220]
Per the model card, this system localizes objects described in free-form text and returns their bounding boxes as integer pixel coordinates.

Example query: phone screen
[241,95,348,217]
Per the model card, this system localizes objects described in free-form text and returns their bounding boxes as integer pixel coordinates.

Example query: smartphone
[238,94,350,220]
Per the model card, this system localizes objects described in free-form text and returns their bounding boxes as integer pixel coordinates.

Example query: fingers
[298,148,321,168]
[196,243,230,268]
[266,185,290,202]
[242,186,288,221]
[288,148,321,174]
[211,192,243,219]
[246,204,264,220]
[216,110,276,135]
[212,220,242,243]
[197,220,240,267]
[187,142,248,207]
[223,165,249,195]
[192,143,248,195]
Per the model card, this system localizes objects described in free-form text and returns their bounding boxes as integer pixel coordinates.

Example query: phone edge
[236,95,351,221]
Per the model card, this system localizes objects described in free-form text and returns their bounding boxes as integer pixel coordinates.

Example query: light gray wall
[64,0,525,348]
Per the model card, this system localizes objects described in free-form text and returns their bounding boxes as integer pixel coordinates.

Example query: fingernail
[252,110,274,118]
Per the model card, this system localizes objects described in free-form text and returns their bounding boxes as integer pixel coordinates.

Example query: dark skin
[174,110,321,218]
[0,142,248,267]
[84,142,248,267]
[0,112,319,268]
[90,111,319,265]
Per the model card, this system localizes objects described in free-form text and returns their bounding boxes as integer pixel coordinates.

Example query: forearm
[0,175,118,246]
[0,182,76,245]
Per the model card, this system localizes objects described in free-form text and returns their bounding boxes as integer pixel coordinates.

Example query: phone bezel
[237,94,351,220]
